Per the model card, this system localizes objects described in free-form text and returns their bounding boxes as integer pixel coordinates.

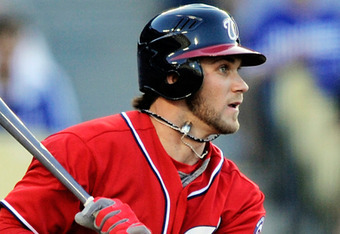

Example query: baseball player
[0,4,266,233]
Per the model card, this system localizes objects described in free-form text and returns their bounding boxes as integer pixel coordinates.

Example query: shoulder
[40,110,155,161]
[210,146,265,232]
[221,157,263,199]
[44,110,148,143]
[58,113,128,139]
[209,144,264,205]
[208,144,263,198]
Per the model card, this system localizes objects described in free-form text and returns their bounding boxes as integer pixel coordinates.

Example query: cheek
[199,88,226,114]
[202,79,230,101]
[200,72,233,102]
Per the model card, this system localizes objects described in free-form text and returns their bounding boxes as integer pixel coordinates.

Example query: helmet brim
[170,44,266,66]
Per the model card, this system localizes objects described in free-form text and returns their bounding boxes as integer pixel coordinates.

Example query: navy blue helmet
[138,4,266,100]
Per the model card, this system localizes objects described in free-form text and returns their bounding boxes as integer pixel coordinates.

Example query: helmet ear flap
[166,70,180,85]
[159,59,203,100]
[138,34,204,100]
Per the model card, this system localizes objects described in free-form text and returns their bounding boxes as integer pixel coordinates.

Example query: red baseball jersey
[0,111,265,233]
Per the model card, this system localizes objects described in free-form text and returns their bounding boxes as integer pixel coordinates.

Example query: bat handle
[84,196,95,207]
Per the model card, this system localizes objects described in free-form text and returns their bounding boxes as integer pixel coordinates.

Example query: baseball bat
[0,98,94,206]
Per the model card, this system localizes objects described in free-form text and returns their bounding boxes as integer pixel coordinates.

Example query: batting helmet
[137,3,266,100]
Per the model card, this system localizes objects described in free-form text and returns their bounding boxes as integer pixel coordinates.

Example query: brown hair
[132,92,159,110]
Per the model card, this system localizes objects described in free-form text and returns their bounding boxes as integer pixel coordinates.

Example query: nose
[232,73,249,93]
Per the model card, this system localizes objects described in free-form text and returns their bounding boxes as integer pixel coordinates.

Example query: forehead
[199,56,242,65]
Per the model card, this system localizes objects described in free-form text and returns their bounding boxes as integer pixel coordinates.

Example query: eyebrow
[201,57,243,71]
[217,57,236,63]
[199,56,236,64]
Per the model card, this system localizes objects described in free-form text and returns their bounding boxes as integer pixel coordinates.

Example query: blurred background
[0,0,339,233]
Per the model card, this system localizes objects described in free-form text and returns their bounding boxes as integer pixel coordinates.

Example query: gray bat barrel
[0,98,93,206]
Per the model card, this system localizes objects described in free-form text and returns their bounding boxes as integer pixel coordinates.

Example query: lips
[228,101,241,109]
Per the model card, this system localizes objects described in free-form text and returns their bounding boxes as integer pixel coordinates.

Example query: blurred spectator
[250,0,340,102]
[240,0,340,233]
[0,13,81,134]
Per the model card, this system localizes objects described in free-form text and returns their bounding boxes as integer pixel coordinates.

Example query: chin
[228,125,240,134]
[216,120,240,135]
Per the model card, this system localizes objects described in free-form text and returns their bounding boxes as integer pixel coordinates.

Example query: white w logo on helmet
[223,17,239,41]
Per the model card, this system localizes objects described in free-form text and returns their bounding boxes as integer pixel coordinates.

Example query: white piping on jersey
[187,147,224,199]
[0,199,39,234]
[121,112,170,234]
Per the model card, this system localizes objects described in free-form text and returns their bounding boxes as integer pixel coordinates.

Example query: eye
[219,64,230,74]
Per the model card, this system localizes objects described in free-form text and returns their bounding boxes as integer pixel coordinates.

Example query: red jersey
[0,111,265,233]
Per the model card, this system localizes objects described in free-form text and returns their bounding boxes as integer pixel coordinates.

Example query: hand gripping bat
[0,98,94,206]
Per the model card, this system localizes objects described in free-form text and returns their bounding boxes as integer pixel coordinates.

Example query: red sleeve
[0,207,32,233]
[217,164,266,233]
[0,133,96,233]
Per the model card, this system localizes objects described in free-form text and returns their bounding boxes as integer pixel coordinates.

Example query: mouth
[228,102,241,109]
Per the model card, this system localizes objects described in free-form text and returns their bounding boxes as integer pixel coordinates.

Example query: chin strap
[141,109,219,159]
[179,122,208,159]
[141,109,219,143]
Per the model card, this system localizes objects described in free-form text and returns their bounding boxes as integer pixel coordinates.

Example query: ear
[166,71,180,84]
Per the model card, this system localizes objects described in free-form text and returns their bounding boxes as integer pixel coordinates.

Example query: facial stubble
[186,92,240,135]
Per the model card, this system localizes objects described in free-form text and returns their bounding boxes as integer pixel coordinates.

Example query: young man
[0,4,266,233]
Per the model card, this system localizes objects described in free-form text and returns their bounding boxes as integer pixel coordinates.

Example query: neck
[147,98,210,165]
